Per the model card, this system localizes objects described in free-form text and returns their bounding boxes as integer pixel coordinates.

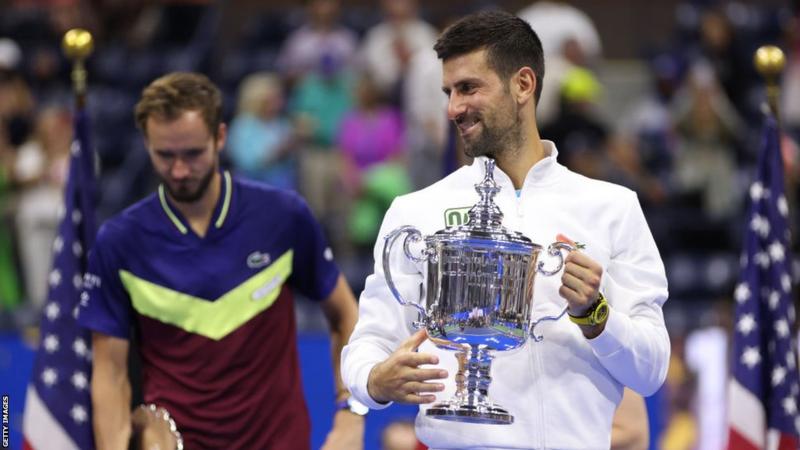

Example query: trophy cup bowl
[383,159,574,425]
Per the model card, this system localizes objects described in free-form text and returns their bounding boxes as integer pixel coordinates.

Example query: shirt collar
[158,170,233,235]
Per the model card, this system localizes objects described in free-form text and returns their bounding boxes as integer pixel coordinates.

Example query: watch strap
[568,292,609,326]
[336,397,369,416]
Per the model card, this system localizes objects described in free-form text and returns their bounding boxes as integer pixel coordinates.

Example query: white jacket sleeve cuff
[348,357,394,410]
[586,308,628,357]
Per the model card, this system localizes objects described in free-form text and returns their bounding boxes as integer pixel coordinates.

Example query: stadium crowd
[0,0,798,448]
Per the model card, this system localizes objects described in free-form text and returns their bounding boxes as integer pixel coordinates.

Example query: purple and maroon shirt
[78,172,339,449]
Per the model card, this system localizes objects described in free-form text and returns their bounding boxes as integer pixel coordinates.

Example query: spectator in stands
[518,1,603,126]
[337,72,409,251]
[690,7,759,121]
[276,0,358,86]
[672,61,744,222]
[14,106,71,311]
[609,53,685,206]
[783,9,800,136]
[228,72,298,190]
[359,0,438,104]
[540,67,609,180]
[0,37,28,310]
[0,38,34,150]
[403,39,448,190]
[0,108,21,311]
[617,53,681,191]
[290,52,353,253]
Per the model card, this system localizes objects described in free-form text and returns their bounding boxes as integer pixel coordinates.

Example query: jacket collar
[471,140,563,191]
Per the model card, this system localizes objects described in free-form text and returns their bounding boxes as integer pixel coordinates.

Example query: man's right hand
[367,329,449,404]
[131,405,181,450]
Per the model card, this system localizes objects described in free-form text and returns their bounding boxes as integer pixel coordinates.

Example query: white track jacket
[342,142,670,449]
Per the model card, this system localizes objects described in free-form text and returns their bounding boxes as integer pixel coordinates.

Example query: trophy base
[425,401,514,425]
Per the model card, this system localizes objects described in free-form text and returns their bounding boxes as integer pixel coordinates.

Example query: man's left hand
[321,409,365,450]
[556,233,603,316]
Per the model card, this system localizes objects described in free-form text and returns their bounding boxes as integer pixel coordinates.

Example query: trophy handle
[536,241,579,276]
[382,226,429,320]
[529,241,586,341]
[529,306,569,342]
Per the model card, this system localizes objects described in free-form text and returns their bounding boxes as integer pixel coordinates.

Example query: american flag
[728,116,799,450]
[22,109,97,450]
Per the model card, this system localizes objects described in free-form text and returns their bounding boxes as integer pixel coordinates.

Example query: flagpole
[21,29,98,450]
[61,29,94,109]
[755,45,795,242]
[754,45,786,124]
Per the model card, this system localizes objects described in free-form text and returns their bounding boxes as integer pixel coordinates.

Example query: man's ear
[215,123,227,150]
[512,67,537,105]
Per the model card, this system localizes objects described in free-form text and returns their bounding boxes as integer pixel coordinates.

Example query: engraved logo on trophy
[383,159,575,425]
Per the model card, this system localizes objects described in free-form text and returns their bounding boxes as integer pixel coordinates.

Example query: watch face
[594,303,610,324]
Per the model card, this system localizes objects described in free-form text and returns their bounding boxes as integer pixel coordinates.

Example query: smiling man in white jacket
[341,10,669,450]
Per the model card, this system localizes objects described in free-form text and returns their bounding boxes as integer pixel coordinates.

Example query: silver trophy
[383,159,576,425]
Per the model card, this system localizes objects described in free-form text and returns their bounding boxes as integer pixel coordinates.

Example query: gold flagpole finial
[754,45,785,78]
[62,29,93,61]
[61,29,94,108]
[754,45,785,122]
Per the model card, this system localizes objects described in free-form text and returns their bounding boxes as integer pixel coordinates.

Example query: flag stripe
[729,379,766,447]
[729,428,761,450]
[22,385,79,450]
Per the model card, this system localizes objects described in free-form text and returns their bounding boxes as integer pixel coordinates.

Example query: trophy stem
[425,345,513,425]
[466,345,492,404]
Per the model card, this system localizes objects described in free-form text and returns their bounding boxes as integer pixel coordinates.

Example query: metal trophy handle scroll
[382,159,576,425]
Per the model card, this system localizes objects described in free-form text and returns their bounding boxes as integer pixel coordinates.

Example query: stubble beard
[164,163,217,203]
[462,97,523,161]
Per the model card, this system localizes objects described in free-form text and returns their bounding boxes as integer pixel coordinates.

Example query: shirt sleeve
[341,196,423,409]
[77,224,133,339]
[586,191,671,396]
[288,193,340,301]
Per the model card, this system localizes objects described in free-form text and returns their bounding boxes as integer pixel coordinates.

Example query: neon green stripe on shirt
[120,250,293,340]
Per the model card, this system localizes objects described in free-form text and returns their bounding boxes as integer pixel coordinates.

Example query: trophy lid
[432,159,537,250]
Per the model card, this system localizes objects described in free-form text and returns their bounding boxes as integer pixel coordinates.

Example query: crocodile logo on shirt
[247,251,272,269]
[444,207,471,227]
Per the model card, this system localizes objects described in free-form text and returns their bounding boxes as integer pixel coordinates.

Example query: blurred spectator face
[237,73,285,120]
[443,49,522,159]
[309,0,340,27]
[561,37,587,67]
[687,63,722,136]
[650,54,680,102]
[145,110,225,203]
[382,0,416,22]
[260,85,284,119]
[700,11,732,52]
[36,107,72,159]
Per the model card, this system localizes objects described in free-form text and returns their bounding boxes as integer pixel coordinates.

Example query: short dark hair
[134,72,223,137]
[434,10,545,105]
